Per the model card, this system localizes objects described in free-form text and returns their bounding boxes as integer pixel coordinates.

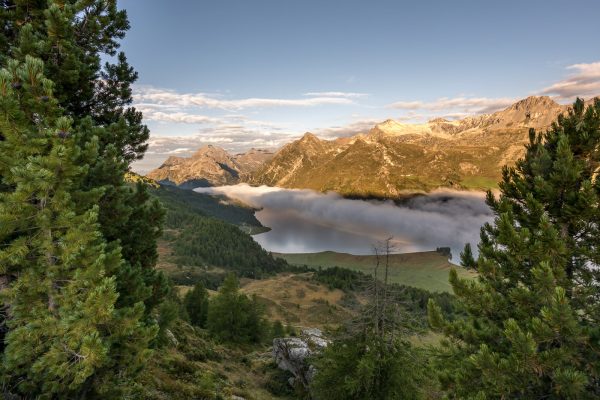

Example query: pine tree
[312,335,423,400]
[184,282,209,328]
[0,1,166,395]
[271,320,285,339]
[428,98,600,399]
[206,274,266,344]
[0,1,167,321]
[0,56,155,398]
[459,242,476,269]
[155,299,180,347]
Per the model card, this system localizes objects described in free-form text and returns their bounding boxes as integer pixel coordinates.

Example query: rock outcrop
[272,328,329,389]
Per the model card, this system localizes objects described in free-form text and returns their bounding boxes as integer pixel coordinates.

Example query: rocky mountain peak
[369,118,431,137]
[375,119,403,131]
[234,148,275,173]
[191,144,230,159]
[294,132,328,152]
[506,95,559,112]
[161,155,186,167]
[242,148,270,155]
[299,132,320,143]
[483,95,566,130]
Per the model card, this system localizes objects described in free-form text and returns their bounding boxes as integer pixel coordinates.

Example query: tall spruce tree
[428,98,600,399]
[459,242,476,269]
[184,282,209,328]
[0,56,155,398]
[0,0,167,318]
[206,274,267,344]
[0,1,166,320]
[0,0,166,396]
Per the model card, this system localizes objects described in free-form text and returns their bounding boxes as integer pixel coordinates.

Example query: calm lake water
[195,184,493,259]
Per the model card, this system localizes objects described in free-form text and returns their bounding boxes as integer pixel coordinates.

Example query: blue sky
[121,0,600,172]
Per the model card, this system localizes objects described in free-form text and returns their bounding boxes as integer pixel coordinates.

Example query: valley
[135,94,572,397]
[145,182,458,399]
[4,1,599,399]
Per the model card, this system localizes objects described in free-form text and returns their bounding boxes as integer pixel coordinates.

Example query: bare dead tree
[340,236,422,346]
[372,244,380,336]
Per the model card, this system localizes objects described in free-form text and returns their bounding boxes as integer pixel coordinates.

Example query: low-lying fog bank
[195,184,494,258]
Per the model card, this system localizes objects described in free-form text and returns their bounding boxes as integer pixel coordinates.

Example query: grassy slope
[138,182,299,400]
[138,321,294,400]
[241,273,356,330]
[157,234,355,331]
[275,250,476,293]
[150,240,354,400]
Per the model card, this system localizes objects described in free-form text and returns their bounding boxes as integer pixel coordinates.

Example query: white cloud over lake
[195,184,493,257]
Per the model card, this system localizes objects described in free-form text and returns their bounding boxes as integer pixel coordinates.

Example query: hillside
[142,171,468,399]
[251,96,569,196]
[241,273,356,329]
[147,145,273,188]
[275,250,476,293]
[149,181,286,283]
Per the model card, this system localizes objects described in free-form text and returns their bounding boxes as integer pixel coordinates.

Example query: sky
[120,0,600,173]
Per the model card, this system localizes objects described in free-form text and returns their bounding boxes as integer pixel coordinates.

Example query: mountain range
[146,96,585,196]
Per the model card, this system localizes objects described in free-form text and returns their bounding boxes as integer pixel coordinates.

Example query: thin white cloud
[540,61,600,100]
[200,137,235,143]
[134,86,355,110]
[388,96,516,115]
[387,100,423,110]
[304,91,368,98]
[314,118,380,138]
[140,110,220,124]
[165,147,192,154]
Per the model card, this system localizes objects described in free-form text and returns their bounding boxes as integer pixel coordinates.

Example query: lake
[195,184,493,260]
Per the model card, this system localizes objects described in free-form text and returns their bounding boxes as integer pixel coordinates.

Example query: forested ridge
[171,217,288,278]
[150,183,264,229]
[148,182,288,279]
